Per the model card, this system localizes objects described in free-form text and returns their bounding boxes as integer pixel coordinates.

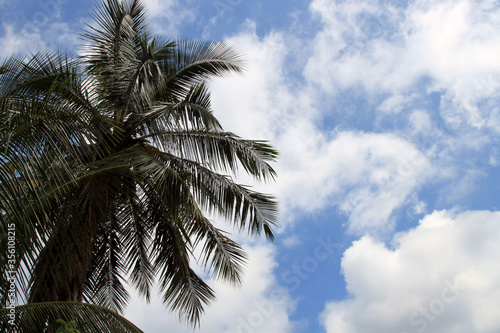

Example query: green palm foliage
[0,0,278,326]
[0,302,143,332]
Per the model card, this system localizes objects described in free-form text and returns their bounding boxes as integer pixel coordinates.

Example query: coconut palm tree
[0,0,278,327]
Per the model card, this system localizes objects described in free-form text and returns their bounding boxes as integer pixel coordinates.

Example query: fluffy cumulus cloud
[279,131,430,234]
[208,20,292,140]
[306,0,500,130]
[209,22,430,235]
[321,210,500,333]
[125,244,294,333]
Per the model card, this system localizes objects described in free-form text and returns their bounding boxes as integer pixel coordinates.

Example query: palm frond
[159,39,244,99]
[153,214,215,327]
[127,82,222,133]
[82,0,152,124]
[193,220,248,285]
[0,302,144,332]
[142,130,278,180]
[118,195,155,302]
[139,148,277,240]
[86,214,130,313]
[0,52,108,307]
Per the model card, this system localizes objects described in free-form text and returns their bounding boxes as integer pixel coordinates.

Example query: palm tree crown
[0,0,278,326]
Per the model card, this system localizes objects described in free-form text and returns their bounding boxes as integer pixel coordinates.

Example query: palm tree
[0,0,278,327]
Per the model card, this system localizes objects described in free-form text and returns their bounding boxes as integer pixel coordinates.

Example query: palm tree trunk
[28,179,114,303]
[28,219,96,303]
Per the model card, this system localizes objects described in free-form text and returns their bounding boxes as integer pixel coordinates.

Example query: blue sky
[2,0,500,332]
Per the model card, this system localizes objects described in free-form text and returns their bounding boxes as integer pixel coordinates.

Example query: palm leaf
[141,130,278,180]
[126,82,222,133]
[0,302,144,332]
[193,219,248,285]
[147,149,277,240]
[153,213,215,326]
[159,39,244,99]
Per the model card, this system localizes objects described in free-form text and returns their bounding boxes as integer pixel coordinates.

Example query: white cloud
[209,20,291,140]
[141,0,196,37]
[282,236,302,248]
[306,0,500,130]
[298,0,500,212]
[0,19,78,59]
[321,210,500,333]
[377,94,411,115]
[408,110,433,135]
[125,244,294,333]
[209,22,430,235]
[278,131,430,235]
[0,24,45,58]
